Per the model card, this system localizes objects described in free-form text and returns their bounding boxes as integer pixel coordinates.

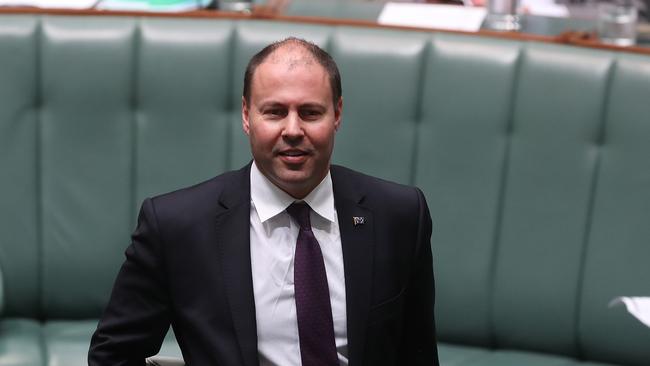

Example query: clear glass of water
[219,0,253,13]
[485,0,521,31]
[597,0,638,46]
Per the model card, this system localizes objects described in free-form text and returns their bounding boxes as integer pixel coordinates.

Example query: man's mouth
[278,149,310,163]
[279,148,309,156]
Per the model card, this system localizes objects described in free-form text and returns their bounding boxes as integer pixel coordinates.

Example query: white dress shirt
[249,162,348,366]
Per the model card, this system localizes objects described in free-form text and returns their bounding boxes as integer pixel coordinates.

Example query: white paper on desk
[96,0,207,11]
[520,0,569,18]
[378,3,487,32]
[609,297,650,328]
[0,0,96,8]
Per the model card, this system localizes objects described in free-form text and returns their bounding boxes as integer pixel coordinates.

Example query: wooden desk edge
[1,7,648,56]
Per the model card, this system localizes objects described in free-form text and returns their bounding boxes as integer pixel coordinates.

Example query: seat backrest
[577,53,650,365]
[415,34,650,365]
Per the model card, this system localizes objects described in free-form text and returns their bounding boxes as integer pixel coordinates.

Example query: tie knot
[286,202,312,231]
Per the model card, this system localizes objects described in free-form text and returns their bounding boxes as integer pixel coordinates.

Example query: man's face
[242,47,342,199]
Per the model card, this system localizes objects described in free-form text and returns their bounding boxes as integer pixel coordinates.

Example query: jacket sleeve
[400,187,440,365]
[89,197,172,366]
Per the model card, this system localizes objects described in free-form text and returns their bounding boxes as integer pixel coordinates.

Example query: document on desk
[520,0,569,18]
[378,3,487,32]
[610,297,650,328]
[0,0,96,8]
[96,0,209,11]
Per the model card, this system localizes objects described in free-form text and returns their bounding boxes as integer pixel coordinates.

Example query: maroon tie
[286,202,339,366]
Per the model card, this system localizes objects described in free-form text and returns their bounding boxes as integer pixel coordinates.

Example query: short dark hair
[242,37,342,109]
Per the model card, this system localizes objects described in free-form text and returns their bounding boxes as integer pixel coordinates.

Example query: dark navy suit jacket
[89,164,439,366]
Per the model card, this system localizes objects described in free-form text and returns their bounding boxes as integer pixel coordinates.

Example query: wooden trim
[1,7,649,56]
[569,37,650,55]
[0,6,249,19]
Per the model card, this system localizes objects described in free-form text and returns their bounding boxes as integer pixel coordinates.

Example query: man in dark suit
[89,37,438,366]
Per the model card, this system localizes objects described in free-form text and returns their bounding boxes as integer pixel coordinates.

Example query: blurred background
[2,0,647,46]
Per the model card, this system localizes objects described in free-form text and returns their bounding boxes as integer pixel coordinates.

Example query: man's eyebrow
[257,102,327,110]
[299,103,327,110]
[257,101,285,109]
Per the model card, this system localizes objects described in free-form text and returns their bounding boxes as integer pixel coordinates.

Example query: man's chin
[276,172,311,187]
[270,170,317,198]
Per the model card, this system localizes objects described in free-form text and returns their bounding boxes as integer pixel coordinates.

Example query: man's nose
[282,112,304,142]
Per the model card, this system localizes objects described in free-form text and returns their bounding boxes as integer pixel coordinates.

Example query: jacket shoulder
[145,166,249,222]
[331,165,423,207]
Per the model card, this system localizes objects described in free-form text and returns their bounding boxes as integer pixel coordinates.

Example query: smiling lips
[278,149,310,164]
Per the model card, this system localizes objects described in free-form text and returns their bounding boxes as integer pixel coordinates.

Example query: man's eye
[300,110,322,120]
[264,109,285,117]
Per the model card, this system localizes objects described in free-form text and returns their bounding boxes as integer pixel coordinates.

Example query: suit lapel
[214,165,259,366]
[332,167,374,366]
[213,164,374,366]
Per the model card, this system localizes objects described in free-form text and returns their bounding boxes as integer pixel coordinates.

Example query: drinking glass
[485,0,521,31]
[598,0,638,46]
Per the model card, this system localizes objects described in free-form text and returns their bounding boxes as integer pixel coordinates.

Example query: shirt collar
[250,161,336,224]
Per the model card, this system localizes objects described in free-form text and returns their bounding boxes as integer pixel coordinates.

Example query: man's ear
[242,96,250,136]
[334,97,343,131]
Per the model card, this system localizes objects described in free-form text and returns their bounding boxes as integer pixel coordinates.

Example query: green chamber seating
[1,12,649,366]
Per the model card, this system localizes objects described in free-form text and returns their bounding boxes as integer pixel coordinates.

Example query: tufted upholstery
[1,12,650,366]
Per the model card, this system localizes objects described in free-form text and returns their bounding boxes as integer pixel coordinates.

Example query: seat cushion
[439,343,491,365]
[43,320,181,366]
[0,319,43,366]
[438,343,622,366]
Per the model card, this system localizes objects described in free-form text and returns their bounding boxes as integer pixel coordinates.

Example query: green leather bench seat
[42,321,182,365]
[438,343,618,366]
[1,12,650,366]
[0,320,43,366]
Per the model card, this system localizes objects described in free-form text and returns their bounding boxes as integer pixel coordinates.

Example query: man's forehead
[248,43,333,104]
[263,44,318,71]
